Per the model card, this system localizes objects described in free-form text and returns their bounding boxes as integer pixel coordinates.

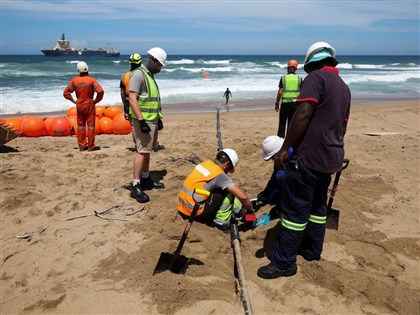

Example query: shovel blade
[326,208,340,230]
[153,252,190,275]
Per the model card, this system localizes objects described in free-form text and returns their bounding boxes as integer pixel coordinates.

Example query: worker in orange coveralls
[63,61,104,151]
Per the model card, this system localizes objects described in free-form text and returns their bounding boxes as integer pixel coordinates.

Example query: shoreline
[1,99,419,119]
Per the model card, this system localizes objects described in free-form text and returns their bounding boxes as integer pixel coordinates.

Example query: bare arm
[129,92,143,120]
[276,101,314,168]
[275,88,283,112]
[227,185,252,211]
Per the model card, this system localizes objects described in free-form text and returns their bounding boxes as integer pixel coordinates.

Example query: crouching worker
[257,135,285,208]
[178,149,252,232]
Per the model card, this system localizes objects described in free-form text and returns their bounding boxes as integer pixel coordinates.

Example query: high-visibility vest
[129,67,161,121]
[282,74,302,103]
[178,160,225,216]
[121,70,134,102]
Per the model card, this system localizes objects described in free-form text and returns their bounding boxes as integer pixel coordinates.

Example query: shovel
[326,159,350,230]
[153,188,210,275]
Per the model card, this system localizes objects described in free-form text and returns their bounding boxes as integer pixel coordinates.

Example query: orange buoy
[66,106,77,117]
[4,118,23,133]
[50,117,72,136]
[67,115,77,135]
[112,113,131,135]
[104,105,123,119]
[44,116,57,136]
[96,105,106,119]
[99,116,113,134]
[21,116,45,137]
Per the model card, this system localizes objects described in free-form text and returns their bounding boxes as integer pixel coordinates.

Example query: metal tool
[153,188,210,275]
[326,158,350,230]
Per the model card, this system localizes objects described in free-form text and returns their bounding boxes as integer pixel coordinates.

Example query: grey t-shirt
[203,172,235,192]
[128,67,147,95]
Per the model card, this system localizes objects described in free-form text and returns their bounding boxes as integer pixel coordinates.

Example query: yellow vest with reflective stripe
[282,74,301,103]
[129,68,161,121]
[178,160,225,216]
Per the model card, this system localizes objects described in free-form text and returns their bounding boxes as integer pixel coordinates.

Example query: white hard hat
[221,148,239,171]
[147,47,167,66]
[77,61,88,73]
[262,136,284,160]
[303,41,338,73]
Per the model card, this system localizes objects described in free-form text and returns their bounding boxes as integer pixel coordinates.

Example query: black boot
[130,183,150,203]
[257,263,297,279]
[141,177,164,190]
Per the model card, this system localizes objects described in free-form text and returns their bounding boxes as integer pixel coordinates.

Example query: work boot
[211,221,230,234]
[153,143,165,152]
[257,263,297,279]
[88,146,101,151]
[130,183,150,203]
[141,177,164,190]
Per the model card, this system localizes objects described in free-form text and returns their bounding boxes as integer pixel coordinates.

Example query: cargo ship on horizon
[41,33,120,57]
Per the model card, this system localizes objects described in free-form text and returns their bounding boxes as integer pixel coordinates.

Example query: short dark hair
[216,151,231,164]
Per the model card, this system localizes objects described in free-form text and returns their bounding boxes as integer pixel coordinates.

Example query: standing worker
[63,61,104,151]
[120,53,142,121]
[257,42,351,279]
[223,88,232,105]
[128,47,167,203]
[274,60,302,138]
[178,149,253,232]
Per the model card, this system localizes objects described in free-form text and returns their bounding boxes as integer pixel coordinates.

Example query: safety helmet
[129,53,142,64]
[147,47,167,67]
[262,136,284,160]
[77,61,88,73]
[303,41,338,73]
[287,59,298,68]
[221,148,239,171]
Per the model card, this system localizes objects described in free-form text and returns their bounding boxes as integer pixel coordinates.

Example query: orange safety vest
[178,160,225,216]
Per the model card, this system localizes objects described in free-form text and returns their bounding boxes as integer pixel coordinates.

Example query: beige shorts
[132,120,158,153]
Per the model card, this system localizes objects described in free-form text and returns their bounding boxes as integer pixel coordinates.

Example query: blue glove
[276,147,294,181]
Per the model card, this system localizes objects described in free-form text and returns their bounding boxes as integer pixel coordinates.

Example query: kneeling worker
[178,149,252,231]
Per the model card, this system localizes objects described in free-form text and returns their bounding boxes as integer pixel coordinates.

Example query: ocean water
[1,55,419,115]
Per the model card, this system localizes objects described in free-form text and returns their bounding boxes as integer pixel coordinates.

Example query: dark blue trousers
[271,159,332,268]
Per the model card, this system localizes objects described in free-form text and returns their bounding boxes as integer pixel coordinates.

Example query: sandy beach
[0,100,419,314]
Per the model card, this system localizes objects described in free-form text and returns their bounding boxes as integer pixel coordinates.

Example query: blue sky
[1,0,419,55]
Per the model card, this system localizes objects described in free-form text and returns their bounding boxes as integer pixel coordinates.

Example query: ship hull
[41,49,120,57]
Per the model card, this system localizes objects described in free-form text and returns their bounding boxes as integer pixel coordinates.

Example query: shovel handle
[173,188,210,256]
[194,188,210,198]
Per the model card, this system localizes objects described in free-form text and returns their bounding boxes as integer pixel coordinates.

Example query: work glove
[138,119,151,133]
[257,192,268,205]
[157,118,163,130]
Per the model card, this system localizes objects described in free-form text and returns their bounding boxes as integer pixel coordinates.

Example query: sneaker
[153,143,165,152]
[141,177,164,190]
[88,146,101,151]
[130,183,150,203]
[79,145,88,151]
[257,263,297,279]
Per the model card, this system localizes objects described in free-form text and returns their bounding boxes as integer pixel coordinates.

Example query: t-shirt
[204,172,234,192]
[128,66,148,95]
[294,66,351,173]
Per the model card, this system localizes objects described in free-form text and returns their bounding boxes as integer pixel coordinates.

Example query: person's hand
[138,119,151,133]
[157,118,163,130]
[274,102,280,112]
[275,148,289,169]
